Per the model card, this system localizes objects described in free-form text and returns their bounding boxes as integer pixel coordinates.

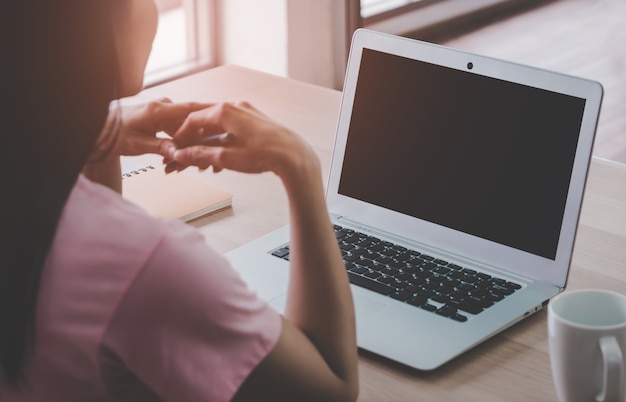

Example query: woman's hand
[110,98,212,159]
[169,102,320,186]
[83,98,211,192]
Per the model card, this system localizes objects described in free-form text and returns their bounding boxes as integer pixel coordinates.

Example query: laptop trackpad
[269,291,388,320]
[353,291,389,319]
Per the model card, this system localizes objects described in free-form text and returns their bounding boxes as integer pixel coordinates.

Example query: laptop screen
[338,49,586,260]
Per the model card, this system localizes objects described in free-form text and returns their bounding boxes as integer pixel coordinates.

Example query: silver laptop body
[226,29,603,370]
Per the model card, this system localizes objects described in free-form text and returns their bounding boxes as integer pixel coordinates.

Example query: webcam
[467,62,474,70]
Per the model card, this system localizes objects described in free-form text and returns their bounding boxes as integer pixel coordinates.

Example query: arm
[171,102,359,402]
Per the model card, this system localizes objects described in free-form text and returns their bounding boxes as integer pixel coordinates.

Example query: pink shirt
[1,175,281,402]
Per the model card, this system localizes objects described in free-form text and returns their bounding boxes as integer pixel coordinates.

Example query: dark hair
[0,0,122,385]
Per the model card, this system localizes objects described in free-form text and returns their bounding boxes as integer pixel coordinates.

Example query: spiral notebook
[122,165,232,222]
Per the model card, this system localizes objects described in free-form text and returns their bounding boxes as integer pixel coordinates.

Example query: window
[361,0,434,21]
[145,0,216,87]
[358,0,539,38]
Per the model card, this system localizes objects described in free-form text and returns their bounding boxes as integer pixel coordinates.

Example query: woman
[0,0,358,401]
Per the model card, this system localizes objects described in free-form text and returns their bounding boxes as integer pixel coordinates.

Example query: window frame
[144,0,218,88]
[361,0,441,23]
[359,0,543,37]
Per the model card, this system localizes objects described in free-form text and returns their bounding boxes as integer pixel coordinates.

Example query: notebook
[122,165,232,222]
[225,29,603,370]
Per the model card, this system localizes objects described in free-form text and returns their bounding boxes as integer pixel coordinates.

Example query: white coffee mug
[548,289,626,402]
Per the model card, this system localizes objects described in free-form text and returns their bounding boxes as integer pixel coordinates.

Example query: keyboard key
[491,285,515,296]
[431,293,450,304]
[364,269,381,279]
[506,281,522,290]
[469,287,488,297]
[405,283,424,293]
[407,295,428,307]
[430,274,446,283]
[343,253,358,262]
[348,272,394,296]
[390,290,412,302]
[421,262,437,270]
[448,300,483,315]
[378,275,394,284]
[490,278,506,285]
[389,260,406,269]
[376,256,393,265]
[486,292,505,302]
[370,243,385,252]
[360,250,378,261]
[343,235,359,244]
[461,275,478,284]
[447,271,463,279]
[457,282,475,291]
[475,297,495,308]
[339,243,355,253]
[381,248,397,257]
[350,265,368,274]
[436,306,457,318]
[380,266,396,276]
[271,248,290,258]
[438,285,454,295]
[475,279,493,288]
[391,278,408,290]
[356,239,373,248]
[413,269,432,279]
[395,270,412,281]
[369,261,386,272]
[451,313,468,322]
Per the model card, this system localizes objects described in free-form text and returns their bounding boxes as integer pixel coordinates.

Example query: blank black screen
[338,49,586,260]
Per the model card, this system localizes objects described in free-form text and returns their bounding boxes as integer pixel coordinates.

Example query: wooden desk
[125,65,626,401]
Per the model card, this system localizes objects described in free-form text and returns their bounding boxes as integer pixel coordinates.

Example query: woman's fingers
[151,101,215,135]
[172,104,230,147]
[172,146,219,170]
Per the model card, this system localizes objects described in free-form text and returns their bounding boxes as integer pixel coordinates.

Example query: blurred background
[147,0,625,164]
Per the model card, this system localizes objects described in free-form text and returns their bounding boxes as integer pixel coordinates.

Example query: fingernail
[166,145,176,159]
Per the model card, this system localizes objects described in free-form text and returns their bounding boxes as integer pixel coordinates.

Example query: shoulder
[45,175,171,276]
[71,173,167,237]
[105,218,280,344]
[101,222,282,401]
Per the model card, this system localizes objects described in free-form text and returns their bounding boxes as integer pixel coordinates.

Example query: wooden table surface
[124,65,626,401]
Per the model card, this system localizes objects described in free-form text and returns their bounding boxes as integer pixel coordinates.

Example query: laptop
[225,29,603,370]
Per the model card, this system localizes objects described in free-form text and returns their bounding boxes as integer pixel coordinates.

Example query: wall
[218,0,289,78]
[216,0,348,89]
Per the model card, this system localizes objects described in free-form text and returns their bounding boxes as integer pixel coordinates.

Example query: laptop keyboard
[270,225,521,323]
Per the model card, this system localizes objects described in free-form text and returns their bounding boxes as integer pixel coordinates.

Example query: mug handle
[596,336,624,402]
